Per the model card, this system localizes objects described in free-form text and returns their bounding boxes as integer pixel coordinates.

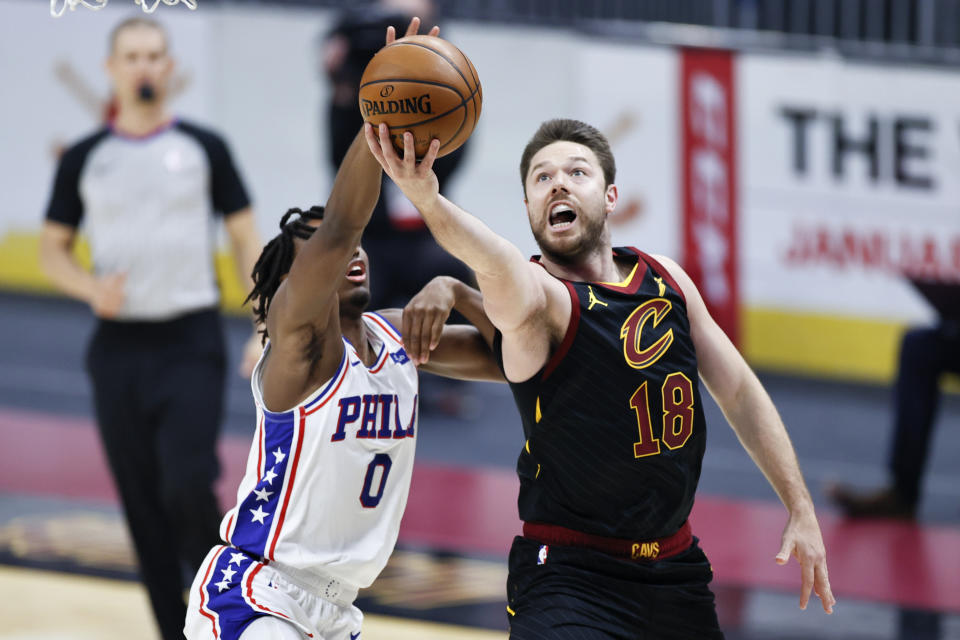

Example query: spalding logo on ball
[359,35,482,158]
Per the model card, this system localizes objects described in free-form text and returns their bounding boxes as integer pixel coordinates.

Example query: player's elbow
[38,230,69,278]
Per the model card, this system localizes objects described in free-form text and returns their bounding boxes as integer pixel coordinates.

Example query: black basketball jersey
[495,247,707,540]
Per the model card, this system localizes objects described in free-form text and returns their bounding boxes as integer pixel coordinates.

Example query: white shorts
[185,545,364,640]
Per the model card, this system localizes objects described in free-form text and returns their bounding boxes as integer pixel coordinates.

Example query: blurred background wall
[1,0,958,382]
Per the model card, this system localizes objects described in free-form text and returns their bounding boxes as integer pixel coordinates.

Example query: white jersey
[220,312,418,593]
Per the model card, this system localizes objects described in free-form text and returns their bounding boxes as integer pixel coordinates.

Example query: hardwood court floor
[4,293,960,639]
[0,566,506,640]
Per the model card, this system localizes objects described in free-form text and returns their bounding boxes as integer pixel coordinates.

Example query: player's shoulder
[646,252,682,275]
[60,127,112,166]
[614,246,674,276]
[371,308,401,328]
[173,119,231,149]
[615,247,691,303]
[650,254,692,286]
[363,310,404,345]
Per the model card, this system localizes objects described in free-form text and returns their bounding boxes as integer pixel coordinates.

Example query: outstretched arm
[260,18,438,412]
[266,127,381,345]
[656,255,835,615]
[366,126,544,327]
[379,276,503,382]
[365,126,569,381]
[400,275,496,360]
[269,17,437,346]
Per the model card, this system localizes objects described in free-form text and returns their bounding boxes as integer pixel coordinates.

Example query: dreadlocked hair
[245,205,325,344]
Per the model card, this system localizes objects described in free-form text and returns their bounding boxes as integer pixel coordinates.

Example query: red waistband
[522,520,693,561]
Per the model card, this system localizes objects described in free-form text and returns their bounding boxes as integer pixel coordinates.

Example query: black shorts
[506,535,724,640]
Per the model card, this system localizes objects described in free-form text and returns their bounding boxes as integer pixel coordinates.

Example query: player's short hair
[246,206,326,344]
[519,118,616,198]
[109,17,169,54]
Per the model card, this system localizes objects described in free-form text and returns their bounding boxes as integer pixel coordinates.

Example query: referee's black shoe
[826,484,916,520]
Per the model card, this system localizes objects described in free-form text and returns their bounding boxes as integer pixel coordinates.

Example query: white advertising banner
[0,1,214,233]
[5,0,958,336]
[0,4,678,261]
[579,44,679,260]
[739,54,960,323]
[440,29,679,260]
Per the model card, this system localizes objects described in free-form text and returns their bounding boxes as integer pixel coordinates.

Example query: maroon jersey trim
[542,280,581,381]
[632,248,687,305]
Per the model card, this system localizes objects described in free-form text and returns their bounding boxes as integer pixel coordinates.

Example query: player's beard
[532,202,608,266]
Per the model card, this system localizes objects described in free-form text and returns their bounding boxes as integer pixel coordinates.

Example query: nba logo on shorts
[537,545,549,565]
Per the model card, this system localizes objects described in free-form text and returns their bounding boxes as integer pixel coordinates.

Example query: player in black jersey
[366,116,835,638]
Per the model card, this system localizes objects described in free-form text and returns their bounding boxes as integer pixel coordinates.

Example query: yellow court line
[2,229,956,389]
[0,230,249,313]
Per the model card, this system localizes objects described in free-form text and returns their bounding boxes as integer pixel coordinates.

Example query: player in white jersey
[186,309,450,640]
[184,20,500,640]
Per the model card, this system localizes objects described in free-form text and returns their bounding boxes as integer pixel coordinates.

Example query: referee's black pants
[86,309,225,640]
[888,323,960,506]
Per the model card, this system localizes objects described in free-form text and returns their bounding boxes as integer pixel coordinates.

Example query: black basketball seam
[360,82,471,129]
[406,83,480,150]
[366,40,480,152]
[363,83,481,150]
[383,41,473,96]
[358,77,464,97]
[456,48,481,133]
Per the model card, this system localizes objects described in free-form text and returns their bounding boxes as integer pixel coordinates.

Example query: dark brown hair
[519,119,616,197]
[245,206,325,344]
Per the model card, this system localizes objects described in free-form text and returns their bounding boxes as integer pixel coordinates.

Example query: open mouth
[346,260,366,284]
[548,202,577,230]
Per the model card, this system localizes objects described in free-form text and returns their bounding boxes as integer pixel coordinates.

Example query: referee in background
[39,18,262,640]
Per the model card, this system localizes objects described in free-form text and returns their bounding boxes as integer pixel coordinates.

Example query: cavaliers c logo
[620,298,673,369]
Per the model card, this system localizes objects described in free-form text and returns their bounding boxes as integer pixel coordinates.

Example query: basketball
[358,35,482,158]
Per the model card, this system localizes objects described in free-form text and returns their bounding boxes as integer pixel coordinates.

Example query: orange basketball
[359,35,482,158]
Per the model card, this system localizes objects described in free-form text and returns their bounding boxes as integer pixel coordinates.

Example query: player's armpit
[260,302,345,411]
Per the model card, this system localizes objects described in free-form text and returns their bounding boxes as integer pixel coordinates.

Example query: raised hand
[385,16,440,46]
[401,276,458,365]
[364,123,441,211]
